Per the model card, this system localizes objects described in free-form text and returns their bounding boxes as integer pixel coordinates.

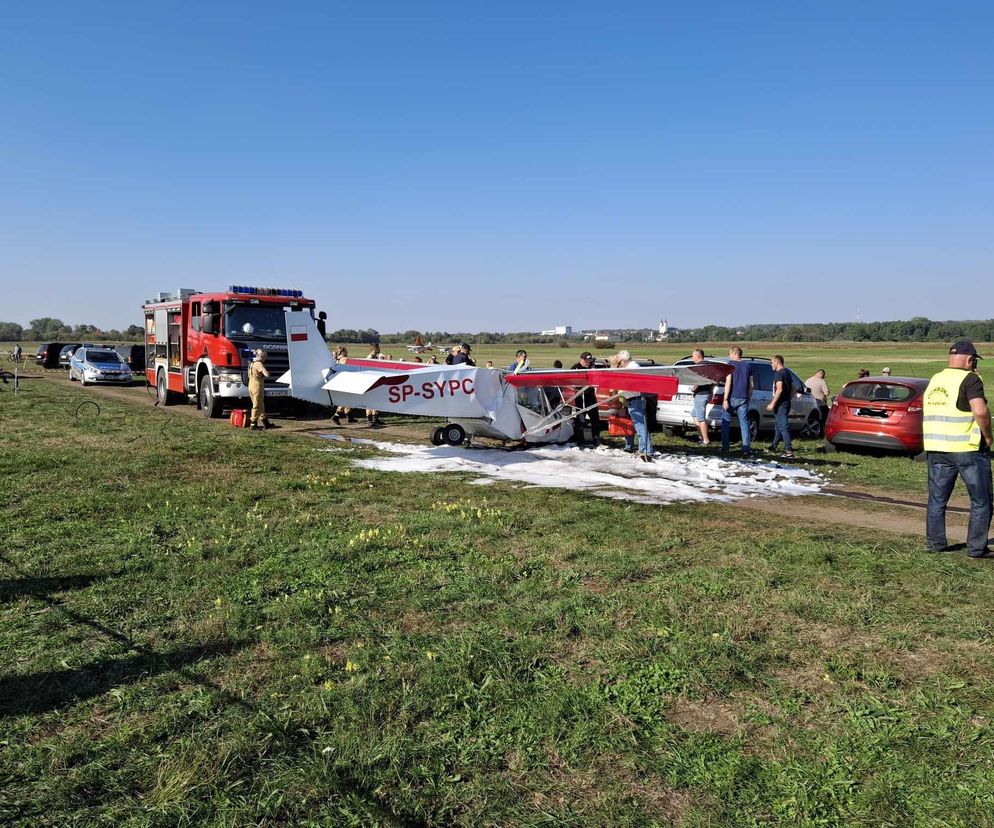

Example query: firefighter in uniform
[248,349,273,430]
[923,339,993,557]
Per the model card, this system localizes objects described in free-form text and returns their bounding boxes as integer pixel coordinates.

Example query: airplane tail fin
[282,310,335,407]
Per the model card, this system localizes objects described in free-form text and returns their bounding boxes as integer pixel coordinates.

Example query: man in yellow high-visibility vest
[924,339,993,557]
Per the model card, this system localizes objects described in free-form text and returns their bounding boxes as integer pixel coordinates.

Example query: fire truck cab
[143,286,317,417]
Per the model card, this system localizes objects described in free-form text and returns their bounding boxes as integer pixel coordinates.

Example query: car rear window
[86,350,123,363]
[839,382,917,402]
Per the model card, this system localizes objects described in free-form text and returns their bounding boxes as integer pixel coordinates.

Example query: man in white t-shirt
[805,368,831,432]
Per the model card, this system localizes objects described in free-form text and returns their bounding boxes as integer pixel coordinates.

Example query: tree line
[667,317,994,343]
[0,318,144,342]
[4,316,993,344]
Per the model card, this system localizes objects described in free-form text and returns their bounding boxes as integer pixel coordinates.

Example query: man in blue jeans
[721,346,753,455]
[924,340,993,558]
[617,350,653,462]
[767,354,794,458]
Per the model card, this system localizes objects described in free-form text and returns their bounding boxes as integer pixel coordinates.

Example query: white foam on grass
[320,437,824,505]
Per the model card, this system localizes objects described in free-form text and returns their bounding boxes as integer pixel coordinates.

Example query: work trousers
[249,385,266,425]
[926,449,992,555]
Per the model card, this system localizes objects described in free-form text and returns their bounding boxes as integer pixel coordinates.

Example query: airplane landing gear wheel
[443,424,466,446]
[431,426,446,446]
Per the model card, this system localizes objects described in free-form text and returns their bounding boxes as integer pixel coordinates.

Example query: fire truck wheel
[156,370,175,406]
[430,426,446,445]
[443,424,466,446]
[199,375,224,418]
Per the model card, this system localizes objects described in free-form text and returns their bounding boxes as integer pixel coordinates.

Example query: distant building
[540,325,572,336]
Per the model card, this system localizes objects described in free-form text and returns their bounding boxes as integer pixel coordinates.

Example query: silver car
[655,356,823,441]
[69,347,133,386]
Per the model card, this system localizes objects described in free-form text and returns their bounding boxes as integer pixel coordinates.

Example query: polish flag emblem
[290,326,308,342]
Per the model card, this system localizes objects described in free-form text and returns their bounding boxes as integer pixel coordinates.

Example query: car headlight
[218,371,243,383]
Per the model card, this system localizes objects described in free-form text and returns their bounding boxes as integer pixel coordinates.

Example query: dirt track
[12,368,977,547]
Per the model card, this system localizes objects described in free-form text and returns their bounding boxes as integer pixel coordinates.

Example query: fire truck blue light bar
[229,286,304,297]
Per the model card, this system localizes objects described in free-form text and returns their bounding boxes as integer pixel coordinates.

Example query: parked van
[114,344,146,375]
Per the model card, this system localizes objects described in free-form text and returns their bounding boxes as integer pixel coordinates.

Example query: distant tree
[28,317,73,339]
[0,322,24,341]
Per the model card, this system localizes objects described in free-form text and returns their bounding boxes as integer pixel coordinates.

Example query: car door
[787,369,811,428]
[69,347,82,379]
[751,363,775,428]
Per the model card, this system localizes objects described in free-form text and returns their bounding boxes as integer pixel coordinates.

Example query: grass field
[3,345,994,825]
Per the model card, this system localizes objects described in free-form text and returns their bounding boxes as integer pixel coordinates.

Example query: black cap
[950,339,981,358]
[579,351,593,360]
[460,342,471,351]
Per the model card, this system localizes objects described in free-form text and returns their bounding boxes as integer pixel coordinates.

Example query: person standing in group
[366,344,383,426]
[571,350,601,449]
[805,368,831,432]
[616,350,653,462]
[451,342,476,366]
[248,349,276,430]
[767,354,795,458]
[444,345,460,365]
[508,349,530,374]
[690,348,714,446]
[924,340,993,558]
[721,347,753,455]
[331,346,356,425]
[881,366,892,377]
[857,368,870,378]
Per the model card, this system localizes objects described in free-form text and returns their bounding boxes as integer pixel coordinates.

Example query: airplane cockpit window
[516,386,548,415]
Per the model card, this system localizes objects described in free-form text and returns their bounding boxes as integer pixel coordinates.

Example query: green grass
[3,358,994,825]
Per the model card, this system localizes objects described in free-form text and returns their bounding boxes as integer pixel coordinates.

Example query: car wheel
[661,425,678,438]
[911,450,926,462]
[747,413,760,444]
[430,426,446,446]
[803,411,823,438]
[80,372,88,387]
[443,423,466,446]
[199,375,223,418]
[823,439,837,453]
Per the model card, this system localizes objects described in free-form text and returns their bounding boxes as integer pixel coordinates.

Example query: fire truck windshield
[224,303,291,342]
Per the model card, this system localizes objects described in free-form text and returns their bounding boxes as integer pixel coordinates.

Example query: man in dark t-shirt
[767,355,795,457]
[924,340,993,558]
[570,351,601,448]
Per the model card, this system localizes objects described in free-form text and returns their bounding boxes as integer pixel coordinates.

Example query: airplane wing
[505,369,678,397]
[503,362,732,398]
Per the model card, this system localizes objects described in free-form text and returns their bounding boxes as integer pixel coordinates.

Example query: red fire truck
[143,286,317,417]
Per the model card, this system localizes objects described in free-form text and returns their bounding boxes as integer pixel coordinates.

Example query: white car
[655,356,823,441]
[69,347,133,386]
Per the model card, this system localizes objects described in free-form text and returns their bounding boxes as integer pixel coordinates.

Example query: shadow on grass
[0,638,250,716]
[0,573,107,601]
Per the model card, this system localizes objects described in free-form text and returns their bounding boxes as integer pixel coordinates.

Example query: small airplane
[279,311,732,446]
[405,335,432,354]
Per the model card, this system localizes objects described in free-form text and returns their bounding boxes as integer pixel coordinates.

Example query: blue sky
[1,1,991,332]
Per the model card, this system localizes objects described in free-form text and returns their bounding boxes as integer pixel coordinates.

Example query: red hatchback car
[825,376,929,455]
